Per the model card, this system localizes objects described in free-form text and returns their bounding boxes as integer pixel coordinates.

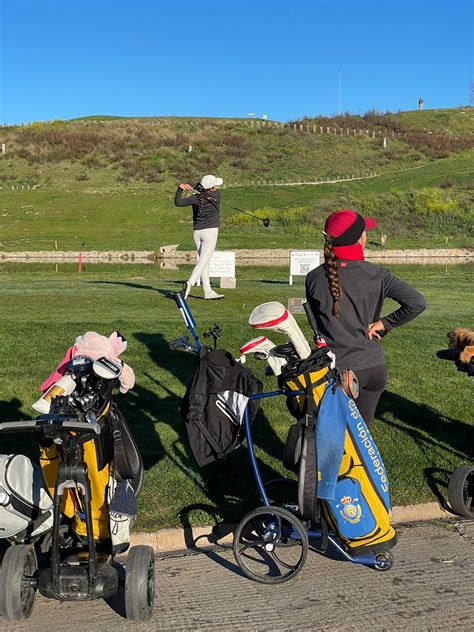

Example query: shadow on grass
[423,467,455,512]
[0,397,37,458]
[256,279,289,285]
[377,390,474,462]
[89,280,178,300]
[134,330,288,531]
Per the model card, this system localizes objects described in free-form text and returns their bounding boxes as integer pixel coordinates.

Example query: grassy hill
[0,108,472,251]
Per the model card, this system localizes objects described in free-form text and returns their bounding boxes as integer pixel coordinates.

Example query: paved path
[3,520,473,631]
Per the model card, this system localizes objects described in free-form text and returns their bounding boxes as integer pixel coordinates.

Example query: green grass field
[0,262,472,530]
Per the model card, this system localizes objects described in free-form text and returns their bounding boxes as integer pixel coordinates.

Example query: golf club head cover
[39,332,135,395]
[248,302,311,359]
[74,332,135,393]
[239,336,287,376]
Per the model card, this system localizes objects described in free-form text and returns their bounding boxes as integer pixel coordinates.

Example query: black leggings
[354,364,387,426]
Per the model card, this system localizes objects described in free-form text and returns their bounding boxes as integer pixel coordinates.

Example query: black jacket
[305,260,427,371]
[174,187,221,230]
[181,347,263,466]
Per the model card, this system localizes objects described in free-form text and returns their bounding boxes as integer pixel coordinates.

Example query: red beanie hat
[324,209,376,246]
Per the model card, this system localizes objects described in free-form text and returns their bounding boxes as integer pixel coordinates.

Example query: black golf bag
[181,346,263,466]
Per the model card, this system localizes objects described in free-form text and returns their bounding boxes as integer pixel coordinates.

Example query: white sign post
[196,251,236,287]
[289,250,320,285]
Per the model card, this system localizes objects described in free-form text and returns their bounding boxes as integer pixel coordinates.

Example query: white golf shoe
[204,290,225,300]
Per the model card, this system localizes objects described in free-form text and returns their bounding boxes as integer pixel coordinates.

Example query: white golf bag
[0,454,53,540]
[239,336,288,376]
[248,302,311,360]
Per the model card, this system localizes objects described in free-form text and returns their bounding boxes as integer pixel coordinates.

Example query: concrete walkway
[6,519,474,631]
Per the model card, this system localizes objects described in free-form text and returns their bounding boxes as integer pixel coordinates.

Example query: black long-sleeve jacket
[305,260,427,371]
[174,187,220,230]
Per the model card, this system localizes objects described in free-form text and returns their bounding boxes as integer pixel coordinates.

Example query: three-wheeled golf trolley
[0,353,155,622]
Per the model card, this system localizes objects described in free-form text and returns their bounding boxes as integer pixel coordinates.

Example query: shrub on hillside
[413,188,462,215]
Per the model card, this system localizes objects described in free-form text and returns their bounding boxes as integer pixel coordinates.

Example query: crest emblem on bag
[337,496,362,524]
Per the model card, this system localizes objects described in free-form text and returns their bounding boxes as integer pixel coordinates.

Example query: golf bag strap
[320,512,329,552]
[308,374,330,391]
[14,509,52,541]
[111,412,134,480]
[194,417,227,460]
[300,414,318,521]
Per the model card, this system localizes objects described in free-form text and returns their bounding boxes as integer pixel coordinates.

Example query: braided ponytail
[324,234,342,318]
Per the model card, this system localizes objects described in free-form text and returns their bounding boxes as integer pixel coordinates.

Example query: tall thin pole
[338,69,342,115]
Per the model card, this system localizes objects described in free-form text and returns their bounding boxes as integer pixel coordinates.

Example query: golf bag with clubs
[249,301,397,556]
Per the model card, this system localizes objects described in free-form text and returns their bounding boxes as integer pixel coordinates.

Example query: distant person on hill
[174,174,224,300]
[418,98,424,110]
[305,209,426,426]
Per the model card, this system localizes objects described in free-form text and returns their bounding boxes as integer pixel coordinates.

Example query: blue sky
[0,0,472,124]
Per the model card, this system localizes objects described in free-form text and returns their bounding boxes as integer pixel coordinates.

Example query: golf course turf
[0,261,472,530]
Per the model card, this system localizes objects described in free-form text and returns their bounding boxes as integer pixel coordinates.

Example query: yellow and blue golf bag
[280,349,397,556]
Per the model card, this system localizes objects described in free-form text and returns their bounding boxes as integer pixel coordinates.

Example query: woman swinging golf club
[175,174,225,300]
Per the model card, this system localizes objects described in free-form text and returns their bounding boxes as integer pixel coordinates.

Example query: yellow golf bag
[280,350,397,555]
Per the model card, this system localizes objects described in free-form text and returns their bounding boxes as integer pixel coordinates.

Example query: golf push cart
[171,292,396,584]
[437,346,474,518]
[0,352,155,622]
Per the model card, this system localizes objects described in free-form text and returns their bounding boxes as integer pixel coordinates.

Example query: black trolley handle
[0,415,101,435]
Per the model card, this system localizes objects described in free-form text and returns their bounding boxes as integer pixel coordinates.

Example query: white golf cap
[200,174,223,189]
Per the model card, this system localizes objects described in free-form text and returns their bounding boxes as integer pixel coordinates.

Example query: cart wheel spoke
[233,505,308,584]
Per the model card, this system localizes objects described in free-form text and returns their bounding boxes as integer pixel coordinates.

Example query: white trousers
[188,227,219,295]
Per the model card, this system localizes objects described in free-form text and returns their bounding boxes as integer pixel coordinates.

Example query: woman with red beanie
[305,209,426,426]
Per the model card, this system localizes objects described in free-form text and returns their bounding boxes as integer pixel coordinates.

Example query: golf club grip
[303,301,320,336]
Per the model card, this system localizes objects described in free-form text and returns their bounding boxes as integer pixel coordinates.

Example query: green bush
[413,187,461,215]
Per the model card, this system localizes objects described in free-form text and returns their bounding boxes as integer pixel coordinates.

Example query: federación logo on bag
[337,495,362,524]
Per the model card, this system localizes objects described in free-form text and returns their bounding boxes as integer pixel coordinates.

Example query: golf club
[190,189,270,227]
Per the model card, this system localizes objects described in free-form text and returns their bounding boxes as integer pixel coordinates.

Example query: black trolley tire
[0,544,37,621]
[373,550,394,571]
[124,545,155,622]
[447,465,474,518]
[233,505,309,584]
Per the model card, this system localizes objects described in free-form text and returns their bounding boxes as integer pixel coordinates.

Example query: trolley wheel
[233,505,308,584]
[374,551,394,571]
[124,545,155,622]
[0,544,37,621]
[447,465,474,518]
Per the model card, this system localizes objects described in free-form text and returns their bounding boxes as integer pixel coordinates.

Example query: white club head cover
[248,302,311,359]
[239,336,287,376]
